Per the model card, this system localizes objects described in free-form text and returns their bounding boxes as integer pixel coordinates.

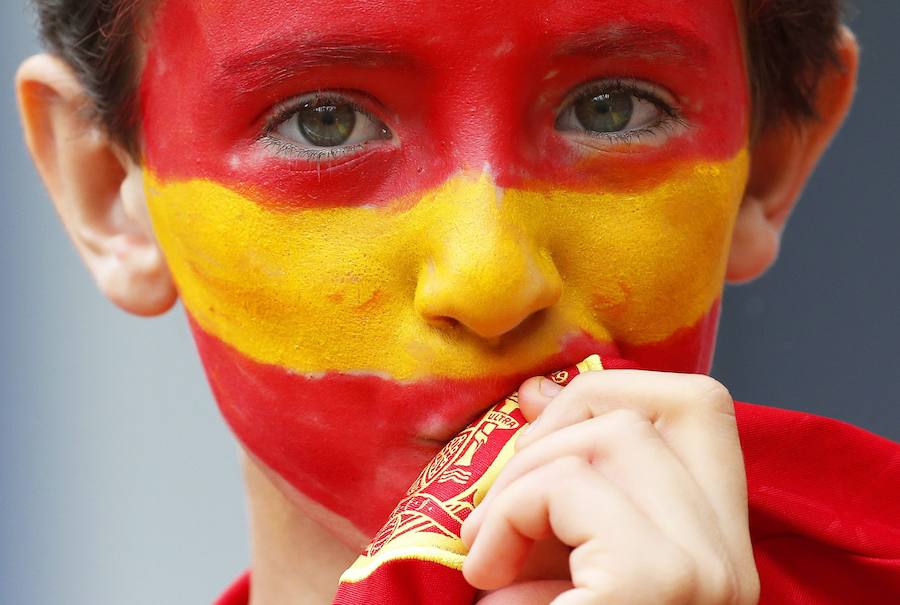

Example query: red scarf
[217,356,900,604]
[334,355,610,604]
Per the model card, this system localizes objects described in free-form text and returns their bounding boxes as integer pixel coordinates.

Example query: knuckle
[564,371,605,399]
[597,407,653,440]
[568,370,603,388]
[687,375,735,417]
[703,559,742,605]
[585,408,656,459]
[603,406,647,427]
[655,544,699,604]
[491,492,521,522]
[569,540,606,574]
[568,543,623,601]
[548,455,590,478]
[501,445,538,481]
[572,577,618,601]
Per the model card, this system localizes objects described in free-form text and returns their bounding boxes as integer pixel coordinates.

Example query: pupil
[574,92,633,133]
[298,102,356,147]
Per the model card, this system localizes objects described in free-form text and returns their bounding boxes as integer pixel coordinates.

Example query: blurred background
[1,1,897,604]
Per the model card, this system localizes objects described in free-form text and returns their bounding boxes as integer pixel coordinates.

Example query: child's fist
[460,370,760,605]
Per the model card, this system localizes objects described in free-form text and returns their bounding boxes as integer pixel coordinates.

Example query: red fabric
[216,381,900,605]
[736,402,900,604]
[331,359,601,604]
[214,573,249,605]
[332,558,476,605]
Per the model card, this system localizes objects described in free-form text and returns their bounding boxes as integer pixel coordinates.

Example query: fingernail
[539,378,564,397]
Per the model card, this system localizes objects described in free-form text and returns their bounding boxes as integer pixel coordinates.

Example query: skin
[464,372,755,604]
[15,0,859,602]
[141,0,749,535]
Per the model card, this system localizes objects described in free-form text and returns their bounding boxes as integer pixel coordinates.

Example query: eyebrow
[554,23,711,62]
[218,37,410,95]
[219,23,710,96]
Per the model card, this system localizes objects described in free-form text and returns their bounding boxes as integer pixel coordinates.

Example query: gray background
[1,1,897,604]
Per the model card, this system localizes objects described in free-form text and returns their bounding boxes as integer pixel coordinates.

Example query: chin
[190,300,721,535]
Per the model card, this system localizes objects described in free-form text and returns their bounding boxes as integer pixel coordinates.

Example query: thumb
[516,376,564,424]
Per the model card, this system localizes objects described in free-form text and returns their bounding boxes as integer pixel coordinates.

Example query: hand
[460,370,760,605]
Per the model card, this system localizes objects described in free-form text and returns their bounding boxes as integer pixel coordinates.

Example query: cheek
[142,148,748,530]
[144,173,421,372]
[529,149,750,342]
[145,171,590,384]
[145,149,749,377]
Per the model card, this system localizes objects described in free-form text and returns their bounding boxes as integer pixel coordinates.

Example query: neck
[242,454,359,605]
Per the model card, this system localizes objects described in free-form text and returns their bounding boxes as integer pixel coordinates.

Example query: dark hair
[33,0,145,156]
[33,0,844,156]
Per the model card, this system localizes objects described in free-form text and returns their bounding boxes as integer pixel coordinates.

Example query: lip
[189,316,630,532]
[411,332,620,443]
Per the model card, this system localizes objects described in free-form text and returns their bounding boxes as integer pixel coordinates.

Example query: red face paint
[142,0,748,208]
[141,0,750,537]
[191,303,718,535]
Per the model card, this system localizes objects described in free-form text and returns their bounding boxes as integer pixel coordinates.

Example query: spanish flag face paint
[141,0,751,535]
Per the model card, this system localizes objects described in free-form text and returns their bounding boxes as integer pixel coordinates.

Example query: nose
[414,171,563,340]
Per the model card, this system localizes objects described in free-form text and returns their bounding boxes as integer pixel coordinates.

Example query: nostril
[424,315,460,331]
[412,225,563,340]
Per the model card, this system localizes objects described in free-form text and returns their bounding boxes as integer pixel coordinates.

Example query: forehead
[142,0,748,198]
[152,0,742,61]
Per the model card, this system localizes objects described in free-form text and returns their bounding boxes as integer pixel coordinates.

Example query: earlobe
[726,26,859,284]
[726,197,780,284]
[16,53,177,316]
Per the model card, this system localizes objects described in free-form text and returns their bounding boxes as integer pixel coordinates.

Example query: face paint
[141,0,750,535]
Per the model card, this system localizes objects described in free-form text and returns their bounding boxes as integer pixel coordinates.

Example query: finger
[463,456,658,591]
[517,371,735,449]
[465,457,699,605]
[475,581,572,605]
[464,411,645,542]
[466,408,728,580]
[514,370,751,562]
[516,375,564,424]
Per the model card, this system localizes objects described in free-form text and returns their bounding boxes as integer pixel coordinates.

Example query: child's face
[140,0,749,537]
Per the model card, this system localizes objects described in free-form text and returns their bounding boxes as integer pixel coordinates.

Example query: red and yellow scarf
[216,356,900,604]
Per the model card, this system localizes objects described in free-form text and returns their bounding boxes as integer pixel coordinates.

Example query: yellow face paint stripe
[145,150,749,381]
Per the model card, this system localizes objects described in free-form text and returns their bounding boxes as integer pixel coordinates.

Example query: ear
[16,53,177,316]
[726,26,859,284]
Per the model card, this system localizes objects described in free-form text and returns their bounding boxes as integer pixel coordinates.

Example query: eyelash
[260,137,368,163]
[258,79,685,162]
[260,92,384,162]
[562,78,685,146]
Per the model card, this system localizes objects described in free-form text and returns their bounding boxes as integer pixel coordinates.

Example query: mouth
[412,333,619,444]
[189,316,627,531]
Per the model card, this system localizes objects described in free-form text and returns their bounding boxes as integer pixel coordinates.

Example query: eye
[556,79,682,147]
[265,93,393,160]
